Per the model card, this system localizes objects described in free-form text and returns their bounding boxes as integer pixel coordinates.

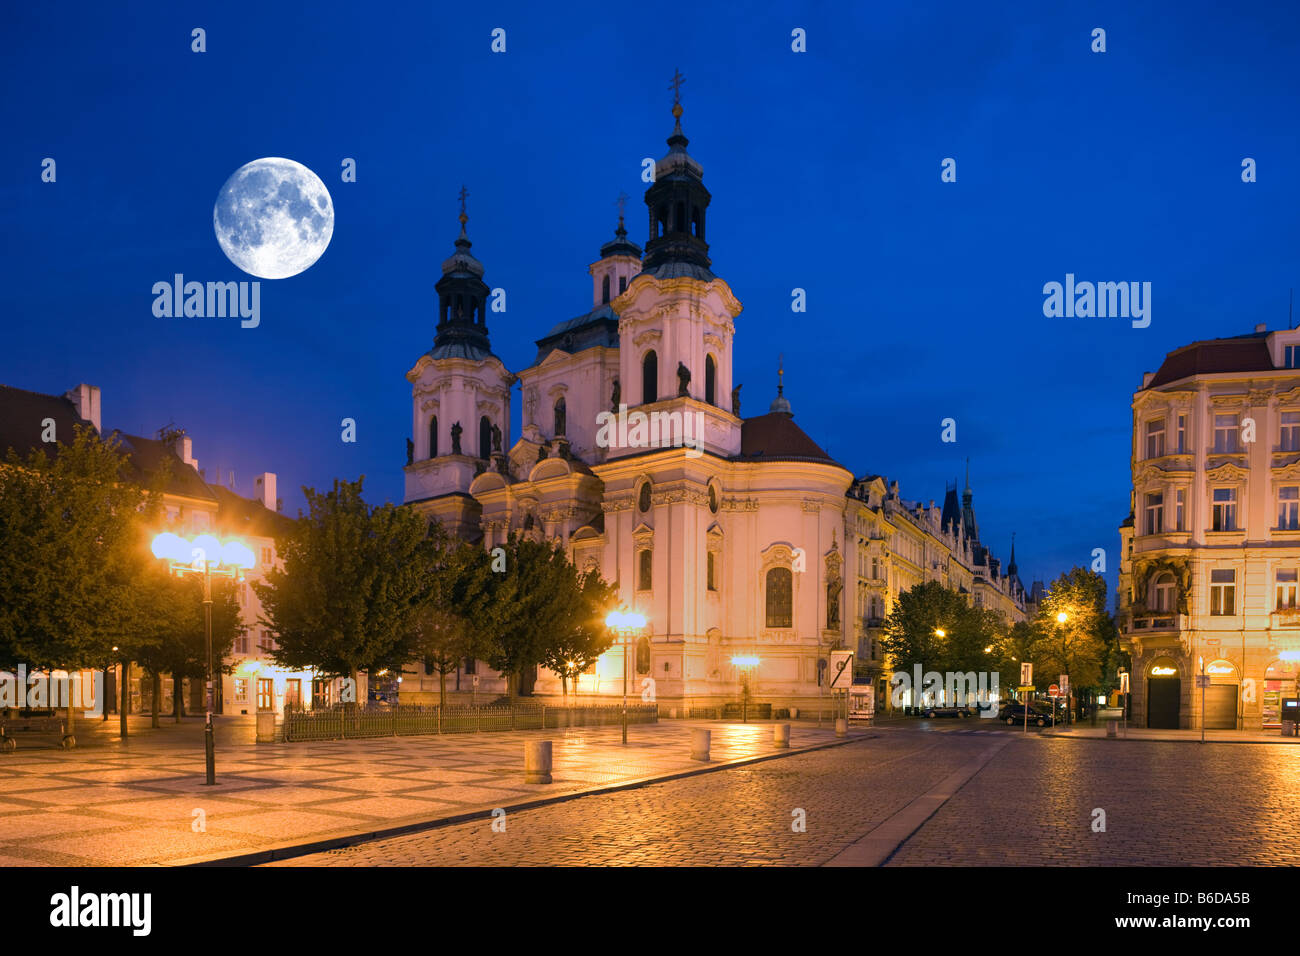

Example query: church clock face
[638,482,652,513]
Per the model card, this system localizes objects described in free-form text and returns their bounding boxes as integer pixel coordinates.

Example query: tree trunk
[119,661,129,739]
[102,668,109,721]
[173,674,184,722]
[561,673,568,705]
[439,669,447,708]
[151,671,162,728]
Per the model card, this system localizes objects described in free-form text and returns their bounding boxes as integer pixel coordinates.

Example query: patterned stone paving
[0,719,859,865]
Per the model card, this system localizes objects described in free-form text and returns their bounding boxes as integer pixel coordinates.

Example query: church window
[428,416,438,458]
[554,396,566,437]
[692,207,703,238]
[636,636,651,675]
[656,204,669,238]
[707,551,717,591]
[638,481,652,513]
[638,549,653,591]
[705,355,716,405]
[643,350,658,404]
[602,275,611,304]
[674,202,685,232]
[708,484,719,514]
[765,567,793,628]
[479,416,492,459]
[619,276,627,294]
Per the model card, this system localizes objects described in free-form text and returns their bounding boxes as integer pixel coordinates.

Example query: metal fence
[281,703,658,743]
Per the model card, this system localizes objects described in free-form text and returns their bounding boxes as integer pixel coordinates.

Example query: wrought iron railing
[281,703,657,743]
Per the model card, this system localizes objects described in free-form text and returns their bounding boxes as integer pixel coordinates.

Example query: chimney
[64,384,102,433]
[1256,323,1267,333]
[254,473,277,512]
[171,434,197,472]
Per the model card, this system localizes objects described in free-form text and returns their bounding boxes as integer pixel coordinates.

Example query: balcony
[1271,608,1300,629]
[1129,614,1183,633]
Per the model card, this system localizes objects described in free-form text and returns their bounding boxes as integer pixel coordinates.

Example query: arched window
[619,276,628,294]
[765,567,793,628]
[657,205,669,237]
[643,350,658,404]
[636,636,651,675]
[439,296,448,324]
[638,549,653,591]
[1150,572,1176,613]
[602,275,611,304]
[705,355,716,405]
[428,415,438,459]
[674,202,686,233]
[638,481,652,513]
[479,416,492,459]
[692,207,703,238]
[553,397,566,437]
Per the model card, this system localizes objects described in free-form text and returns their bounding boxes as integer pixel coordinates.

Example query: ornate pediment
[1205,461,1249,482]
[1208,392,1250,408]
[1272,461,1300,482]
[632,329,663,349]
[1249,388,1275,406]
[703,331,726,350]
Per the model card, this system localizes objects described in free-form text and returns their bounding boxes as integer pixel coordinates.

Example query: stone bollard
[256,710,276,744]
[690,727,711,761]
[773,723,791,748]
[789,707,799,719]
[1106,719,1118,738]
[834,718,847,737]
[669,707,678,719]
[524,740,553,784]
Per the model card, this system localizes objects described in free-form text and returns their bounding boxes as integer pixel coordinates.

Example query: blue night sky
[3,1,1298,594]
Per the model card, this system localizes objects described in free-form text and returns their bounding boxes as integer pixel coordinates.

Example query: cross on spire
[457,184,470,227]
[668,68,685,104]
[616,191,628,218]
[777,353,784,395]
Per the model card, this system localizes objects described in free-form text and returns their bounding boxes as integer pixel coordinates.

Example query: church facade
[402,97,1032,711]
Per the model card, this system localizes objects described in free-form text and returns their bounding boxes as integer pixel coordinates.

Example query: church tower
[610,74,743,459]
[403,193,515,539]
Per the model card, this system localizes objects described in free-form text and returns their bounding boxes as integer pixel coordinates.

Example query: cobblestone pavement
[273,727,1300,866]
[0,720,850,865]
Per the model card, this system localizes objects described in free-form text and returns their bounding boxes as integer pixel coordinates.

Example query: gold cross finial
[616,191,628,218]
[458,185,470,226]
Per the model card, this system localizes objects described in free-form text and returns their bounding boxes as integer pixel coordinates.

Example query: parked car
[997,701,1052,727]
[921,703,974,718]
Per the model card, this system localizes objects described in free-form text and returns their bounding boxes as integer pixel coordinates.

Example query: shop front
[1203,658,1239,730]
[1263,658,1300,729]
[1147,658,1181,729]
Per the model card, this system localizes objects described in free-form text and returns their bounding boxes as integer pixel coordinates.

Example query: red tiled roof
[738,412,839,464]
[1147,333,1273,388]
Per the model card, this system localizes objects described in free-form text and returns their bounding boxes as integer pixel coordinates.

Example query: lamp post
[605,609,646,745]
[152,532,254,785]
[933,628,946,709]
[1056,611,1070,725]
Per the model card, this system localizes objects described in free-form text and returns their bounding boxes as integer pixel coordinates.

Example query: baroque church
[401,91,1031,711]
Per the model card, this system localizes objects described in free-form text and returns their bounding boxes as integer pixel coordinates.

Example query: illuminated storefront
[1263,658,1300,729]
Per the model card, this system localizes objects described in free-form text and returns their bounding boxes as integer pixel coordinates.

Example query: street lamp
[730,655,761,722]
[152,531,254,785]
[605,609,646,745]
[1055,611,1070,724]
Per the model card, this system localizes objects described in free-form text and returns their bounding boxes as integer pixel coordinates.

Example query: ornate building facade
[402,97,1030,710]
[1118,324,1300,729]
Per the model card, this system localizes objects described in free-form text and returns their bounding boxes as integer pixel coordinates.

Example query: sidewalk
[0,719,865,866]
[1043,722,1300,744]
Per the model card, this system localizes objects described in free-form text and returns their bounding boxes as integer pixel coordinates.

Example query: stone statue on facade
[677,361,691,397]
[610,378,620,413]
[405,438,414,465]
[491,422,502,452]
[450,421,462,455]
[731,384,742,417]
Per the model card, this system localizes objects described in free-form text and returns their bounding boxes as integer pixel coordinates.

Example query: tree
[539,567,617,703]
[1035,567,1114,716]
[0,426,166,736]
[404,526,490,707]
[254,477,438,700]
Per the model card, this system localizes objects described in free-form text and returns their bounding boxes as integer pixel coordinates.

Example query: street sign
[1020,662,1033,685]
[1059,674,1069,695]
[1017,685,1035,692]
[1119,671,1130,694]
[1196,674,1211,689]
[1048,683,1061,697]
[829,650,854,689]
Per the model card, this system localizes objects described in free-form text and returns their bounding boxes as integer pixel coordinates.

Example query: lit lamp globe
[191,534,224,567]
[1056,612,1068,624]
[222,540,256,570]
[151,532,185,562]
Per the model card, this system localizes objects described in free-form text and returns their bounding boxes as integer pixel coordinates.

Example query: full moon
[213,158,334,279]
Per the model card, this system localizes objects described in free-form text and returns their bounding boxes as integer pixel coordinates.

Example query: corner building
[1119,324,1300,729]
[403,99,1030,710]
